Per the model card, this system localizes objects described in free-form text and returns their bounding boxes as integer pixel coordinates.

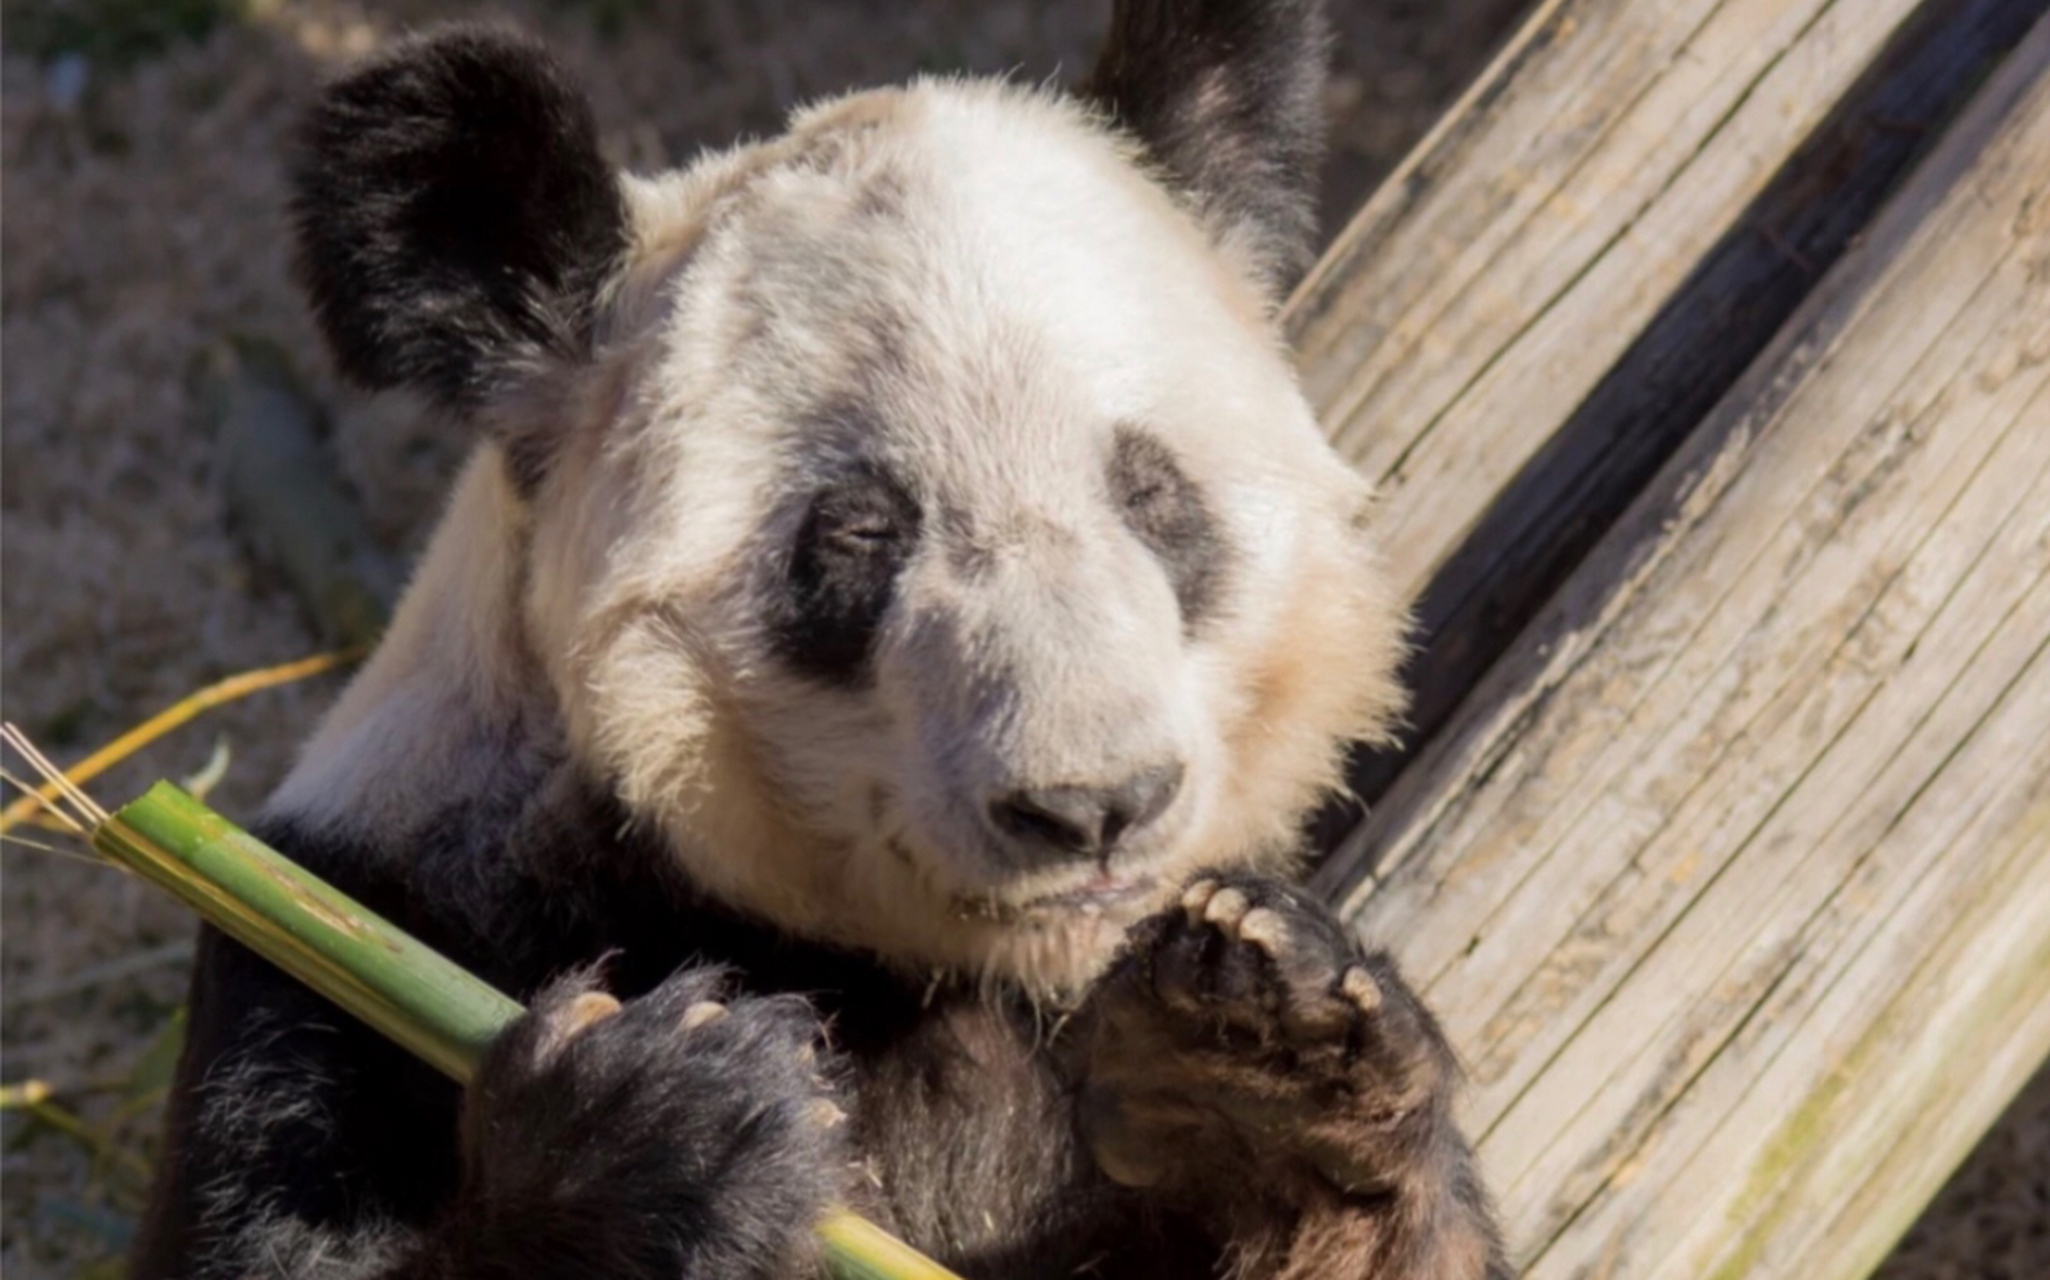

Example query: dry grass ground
[0,2,2041,1277]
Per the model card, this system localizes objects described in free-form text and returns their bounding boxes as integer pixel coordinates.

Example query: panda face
[507,86,1404,992]
[286,26,1404,996]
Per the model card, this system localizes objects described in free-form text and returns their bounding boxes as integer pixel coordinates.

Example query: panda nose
[987,763,1185,863]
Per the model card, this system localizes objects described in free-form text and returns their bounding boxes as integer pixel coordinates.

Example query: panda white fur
[136,4,1505,1278]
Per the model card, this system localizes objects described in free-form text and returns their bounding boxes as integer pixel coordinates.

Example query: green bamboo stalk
[98,782,962,1280]
[100,785,516,1081]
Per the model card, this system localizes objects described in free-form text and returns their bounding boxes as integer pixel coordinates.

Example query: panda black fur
[135,4,1507,1278]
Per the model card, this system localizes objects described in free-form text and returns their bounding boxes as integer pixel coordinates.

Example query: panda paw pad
[1072,872,1458,1201]
[1136,872,1394,1059]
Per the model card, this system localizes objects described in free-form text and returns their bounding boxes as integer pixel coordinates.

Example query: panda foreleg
[130,927,463,1280]
[1069,873,1509,1280]
[419,965,851,1280]
[135,930,849,1280]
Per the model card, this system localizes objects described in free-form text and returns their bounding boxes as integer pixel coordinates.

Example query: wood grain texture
[1312,17,2050,1280]
[1286,0,1935,602]
[1318,0,2046,811]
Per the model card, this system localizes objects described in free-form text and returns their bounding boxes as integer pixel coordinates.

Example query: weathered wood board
[1283,0,2042,813]
[1312,15,2050,1280]
[1300,0,2045,807]
[1288,0,1938,596]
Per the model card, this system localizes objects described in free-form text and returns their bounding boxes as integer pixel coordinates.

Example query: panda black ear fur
[290,27,628,422]
[1086,0,1330,299]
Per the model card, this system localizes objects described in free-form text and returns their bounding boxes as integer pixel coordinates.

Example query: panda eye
[812,486,913,553]
[1109,430,1193,519]
[1119,476,1173,512]
[820,506,905,549]
[1109,427,1197,520]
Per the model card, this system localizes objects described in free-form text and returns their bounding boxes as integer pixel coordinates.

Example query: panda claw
[562,991,623,1032]
[1202,887,1251,933]
[807,1098,848,1130]
[1180,878,1220,923]
[1340,966,1382,1014]
[1236,907,1287,957]
[531,989,622,1061]
[1282,999,1354,1042]
[681,1000,729,1032]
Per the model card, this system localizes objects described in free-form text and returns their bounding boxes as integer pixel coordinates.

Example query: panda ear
[289,27,628,419]
[1086,0,1330,299]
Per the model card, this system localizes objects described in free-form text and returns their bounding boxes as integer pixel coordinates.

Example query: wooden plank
[1312,17,2050,1280]
[1289,0,1917,592]
[1312,0,2046,810]
[1283,0,2041,823]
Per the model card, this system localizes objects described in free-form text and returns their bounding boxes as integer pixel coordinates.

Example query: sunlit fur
[270,80,1405,998]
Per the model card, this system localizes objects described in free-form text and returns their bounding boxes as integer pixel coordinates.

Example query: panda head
[290,4,1405,996]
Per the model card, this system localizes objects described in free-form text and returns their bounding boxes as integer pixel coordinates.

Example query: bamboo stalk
[104,784,516,1082]
[0,728,958,1280]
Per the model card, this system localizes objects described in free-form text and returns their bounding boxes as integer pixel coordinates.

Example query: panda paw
[441,966,846,1280]
[1072,872,1459,1203]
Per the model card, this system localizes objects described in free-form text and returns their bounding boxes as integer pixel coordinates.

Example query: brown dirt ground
[1,2,2043,1277]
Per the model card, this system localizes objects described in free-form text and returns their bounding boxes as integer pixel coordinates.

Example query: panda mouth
[950,871,1158,924]
[1020,872,1156,913]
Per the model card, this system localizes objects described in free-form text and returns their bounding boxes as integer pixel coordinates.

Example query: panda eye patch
[770,467,921,688]
[1109,426,1228,630]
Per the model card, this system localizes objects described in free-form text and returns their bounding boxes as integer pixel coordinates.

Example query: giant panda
[134,3,1506,1278]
